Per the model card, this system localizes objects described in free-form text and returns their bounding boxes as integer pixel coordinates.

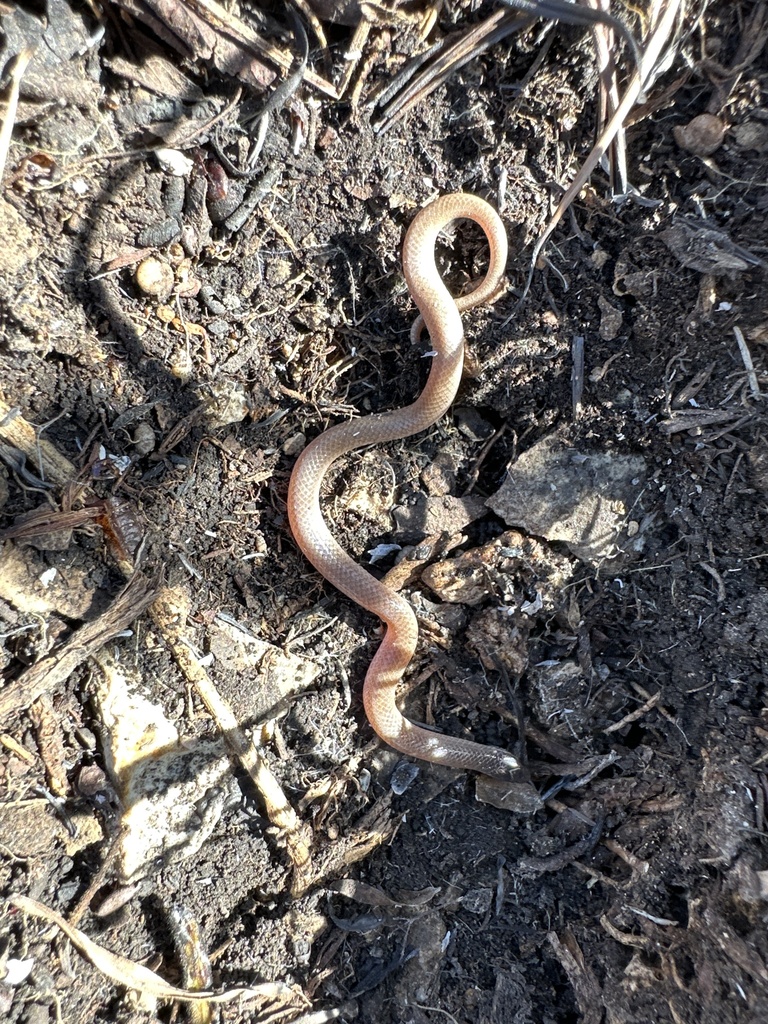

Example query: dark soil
[1,2,768,1024]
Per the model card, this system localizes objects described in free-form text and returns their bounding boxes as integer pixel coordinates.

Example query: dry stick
[0,398,79,488]
[604,690,660,734]
[585,0,628,196]
[375,9,530,133]
[547,930,603,1024]
[183,0,337,97]
[0,573,160,723]
[733,325,761,399]
[519,0,683,302]
[149,588,312,892]
[337,17,371,101]
[0,47,34,183]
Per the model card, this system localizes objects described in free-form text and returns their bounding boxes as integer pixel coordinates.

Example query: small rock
[134,256,174,300]
[598,294,623,341]
[475,776,543,813]
[486,433,647,565]
[204,382,249,428]
[132,421,156,455]
[266,257,294,288]
[460,888,493,915]
[154,147,194,176]
[673,113,726,157]
[91,649,234,882]
[283,432,307,457]
[454,407,493,441]
[732,120,768,153]
[342,451,396,518]
[421,452,459,496]
[392,494,487,544]
[422,529,572,608]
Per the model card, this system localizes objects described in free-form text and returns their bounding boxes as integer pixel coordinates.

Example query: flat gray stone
[487,433,647,566]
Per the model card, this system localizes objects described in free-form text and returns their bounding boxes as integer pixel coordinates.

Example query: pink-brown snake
[287,193,519,780]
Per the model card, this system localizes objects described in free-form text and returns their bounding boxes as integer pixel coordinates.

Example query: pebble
[673,113,726,157]
[134,256,174,300]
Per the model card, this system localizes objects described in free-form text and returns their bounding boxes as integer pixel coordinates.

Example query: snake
[287,193,519,780]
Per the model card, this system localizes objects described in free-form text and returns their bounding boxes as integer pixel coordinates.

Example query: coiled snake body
[288,193,518,780]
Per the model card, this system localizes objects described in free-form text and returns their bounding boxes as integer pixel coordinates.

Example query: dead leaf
[10,896,305,1008]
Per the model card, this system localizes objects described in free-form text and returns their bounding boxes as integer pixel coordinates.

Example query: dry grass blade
[374,8,531,133]
[0,46,34,183]
[374,0,643,141]
[585,0,628,196]
[518,0,683,303]
[503,0,642,66]
[733,326,761,400]
[10,895,307,1010]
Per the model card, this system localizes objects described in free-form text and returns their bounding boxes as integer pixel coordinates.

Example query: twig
[0,47,34,183]
[733,325,761,399]
[517,0,683,304]
[604,690,660,733]
[150,587,313,892]
[0,573,161,723]
[572,334,585,420]
[0,398,79,488]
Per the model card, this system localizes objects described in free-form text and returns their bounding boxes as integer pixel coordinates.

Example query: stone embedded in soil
[598,294,623,341]
[91,650,233,882]
[203,380,249,428]
[421,529,573,618]
[475,775,544,813]
[732,119,768,153]
[134,256,174,300]
[673,113,726,157]
[392,493,488,544]
[486,433,647,566]
[207,617,320,722]
[0,542,104,619]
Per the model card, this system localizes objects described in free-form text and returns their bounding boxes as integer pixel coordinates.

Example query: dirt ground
[1,1,768,1023]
